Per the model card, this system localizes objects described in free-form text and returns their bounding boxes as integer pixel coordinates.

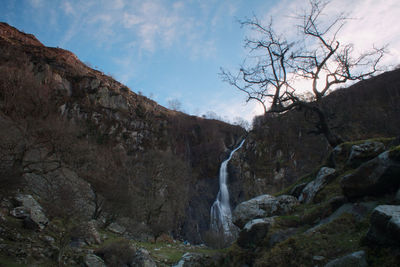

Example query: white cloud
[62,1,75,16]
[267,0,400,66]
[243,0,400,94]
[113,0,125,10]
[194,93,263,124]
[48,0,223,59]
[28,0,43,8]
[123,13,143,28]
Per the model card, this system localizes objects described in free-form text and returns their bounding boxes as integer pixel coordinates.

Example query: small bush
[95,239,136,266]
[202,229,235,249]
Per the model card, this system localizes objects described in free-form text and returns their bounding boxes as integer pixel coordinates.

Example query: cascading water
[210,139,245,236]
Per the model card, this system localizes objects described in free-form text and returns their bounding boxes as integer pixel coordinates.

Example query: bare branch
[222,0,387,146]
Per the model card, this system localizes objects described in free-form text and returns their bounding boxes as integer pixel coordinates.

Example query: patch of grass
[313,176,344,203]
[274,215,302,228]
[340,137,395,149]
[131,240,225,265]
[254,213,369,267]
[152,247,184,263]
[293,201,333,226]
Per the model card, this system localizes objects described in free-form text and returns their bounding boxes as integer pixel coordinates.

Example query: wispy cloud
[55,0,220,58]
[62,1,75,16]
[28,0,44,8]
[256,0,400,67]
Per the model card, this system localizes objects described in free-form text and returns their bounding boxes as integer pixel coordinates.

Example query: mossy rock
[327,137,394,169]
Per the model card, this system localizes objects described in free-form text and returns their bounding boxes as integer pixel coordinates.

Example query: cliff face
[229,68,400,204]
[0,22,245,242]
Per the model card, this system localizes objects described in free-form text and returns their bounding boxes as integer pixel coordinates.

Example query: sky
[1,0,400,124]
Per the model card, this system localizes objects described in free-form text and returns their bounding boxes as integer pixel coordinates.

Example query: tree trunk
[313,106,343,147]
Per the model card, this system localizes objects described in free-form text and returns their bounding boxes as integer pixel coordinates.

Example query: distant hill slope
[229,67,400,203]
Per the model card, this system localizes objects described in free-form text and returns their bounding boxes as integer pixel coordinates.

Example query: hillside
[223,137,400,266]
[0,22,247,265]
[229,68,400,203]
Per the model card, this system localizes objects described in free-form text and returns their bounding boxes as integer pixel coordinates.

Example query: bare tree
[233,116,250,130]
[131,150,190,240]
[221,0,386,147]
[167,98,183,111]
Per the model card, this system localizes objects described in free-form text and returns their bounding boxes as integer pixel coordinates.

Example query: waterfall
[210,139,245,235]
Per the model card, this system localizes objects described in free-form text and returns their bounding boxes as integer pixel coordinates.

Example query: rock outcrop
[341,150,400,199]
[84,254,107,267]
[10,194,48,230]
[346,141,385,168]
[298,167,336,203]
[366,205,400,246]
[237,217,275,248]
[131,248,157,267]
[232,194,298,229]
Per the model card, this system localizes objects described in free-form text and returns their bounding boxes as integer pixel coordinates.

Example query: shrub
[95,239,136,266]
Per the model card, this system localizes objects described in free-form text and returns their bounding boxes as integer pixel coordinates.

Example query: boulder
[84,253,106,267]
[237,217,275,248]
[346,141,385,168]
[366,205,400,246]
[307,202,377,233]
[131,248,157,267]
[298,167,336,203]
[173,252,215,267]
[24,167,95,220]
[324,250,367,267]
[10,194,48,230]
[232,194,298,228]
[341,151,400,199]
[85,220,102,245]
[107,222,126,235]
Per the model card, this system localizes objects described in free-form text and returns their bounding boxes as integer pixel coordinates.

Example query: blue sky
[1,0,400,124]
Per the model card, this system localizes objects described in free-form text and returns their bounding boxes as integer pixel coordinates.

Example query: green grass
[339,137,395,149]
[0,255,26,267]
[132,240,225,264]
[254,213,369,267]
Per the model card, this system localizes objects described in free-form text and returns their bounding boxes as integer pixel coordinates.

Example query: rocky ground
[0,197,224,266]
[223,137,400,266]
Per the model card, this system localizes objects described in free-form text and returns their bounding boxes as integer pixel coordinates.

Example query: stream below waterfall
[210,139,245,236]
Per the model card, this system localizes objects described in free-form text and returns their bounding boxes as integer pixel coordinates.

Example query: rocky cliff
[0,21,246,249]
